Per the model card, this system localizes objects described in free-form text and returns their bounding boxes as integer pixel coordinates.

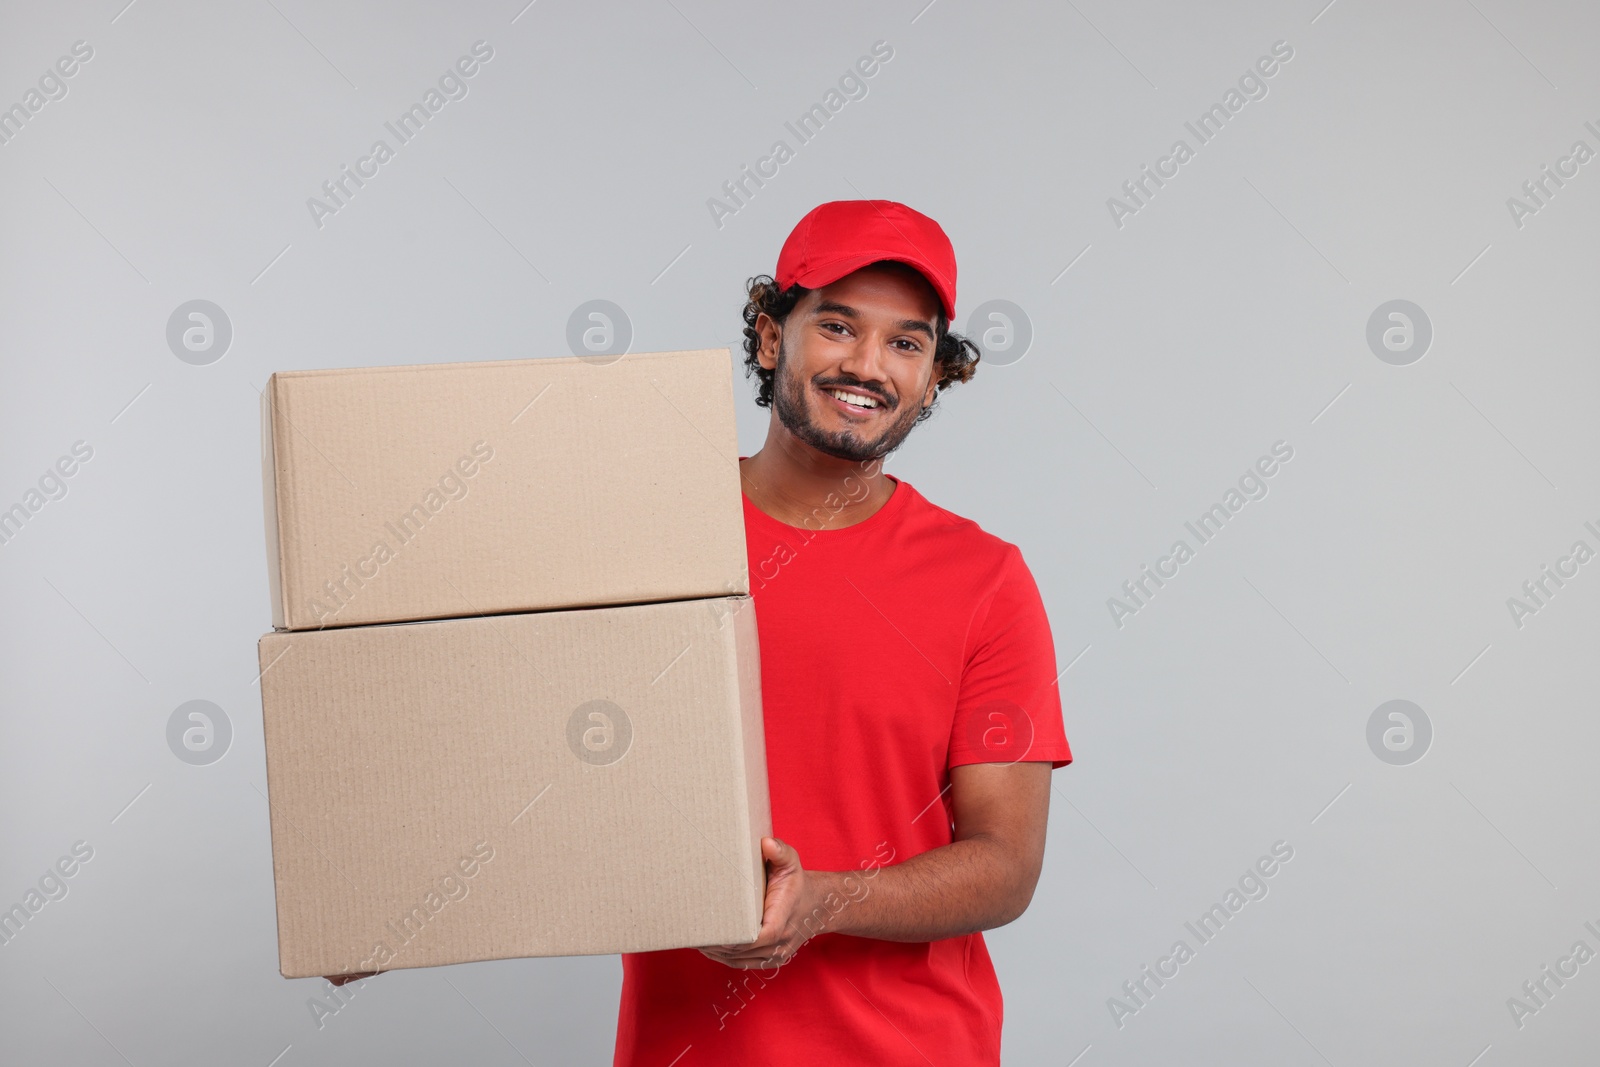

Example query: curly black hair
[740,273,980,423]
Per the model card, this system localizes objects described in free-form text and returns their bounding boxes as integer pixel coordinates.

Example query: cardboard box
[262,349,748,631]
[258,595,768,978]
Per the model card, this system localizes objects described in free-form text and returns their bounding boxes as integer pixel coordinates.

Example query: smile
[822,386,884,414]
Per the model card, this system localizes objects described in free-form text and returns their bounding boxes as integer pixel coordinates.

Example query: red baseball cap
[775,200,957,321]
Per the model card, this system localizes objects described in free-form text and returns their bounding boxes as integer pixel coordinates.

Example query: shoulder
[895,478,1022,573]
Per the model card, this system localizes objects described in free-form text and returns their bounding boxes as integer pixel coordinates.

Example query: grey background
[2,0,1596,1064]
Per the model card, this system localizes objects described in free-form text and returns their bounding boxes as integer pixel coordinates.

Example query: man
[613,200,1072,1065]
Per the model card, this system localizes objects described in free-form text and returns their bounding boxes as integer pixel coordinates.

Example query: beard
[770,335,926,463]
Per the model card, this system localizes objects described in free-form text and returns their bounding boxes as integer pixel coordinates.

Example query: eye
[819,321,850,335]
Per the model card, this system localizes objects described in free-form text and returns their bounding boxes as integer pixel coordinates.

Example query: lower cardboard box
[257,595,769,979]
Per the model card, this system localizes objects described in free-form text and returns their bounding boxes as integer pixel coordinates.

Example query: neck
[740,418,896,530]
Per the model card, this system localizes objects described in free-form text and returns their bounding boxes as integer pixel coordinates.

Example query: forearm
[806,833,1039,943]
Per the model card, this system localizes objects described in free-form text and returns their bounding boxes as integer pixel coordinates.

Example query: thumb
[762,836,800,873]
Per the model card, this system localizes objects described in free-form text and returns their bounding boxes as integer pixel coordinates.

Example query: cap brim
[790,252,955,321]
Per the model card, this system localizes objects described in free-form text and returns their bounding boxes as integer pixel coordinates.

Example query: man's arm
[697,760,1053,969]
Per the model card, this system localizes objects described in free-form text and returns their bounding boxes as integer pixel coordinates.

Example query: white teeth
[827,388,879,409]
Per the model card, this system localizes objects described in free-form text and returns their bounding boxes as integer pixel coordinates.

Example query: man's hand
[703,762,1053,955]
[324,972,377,986]
[697,837,829,970]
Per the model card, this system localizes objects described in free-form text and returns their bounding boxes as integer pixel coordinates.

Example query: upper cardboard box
[262,349,748,630]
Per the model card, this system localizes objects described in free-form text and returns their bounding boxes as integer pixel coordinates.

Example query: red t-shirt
[614,469,1072,1066]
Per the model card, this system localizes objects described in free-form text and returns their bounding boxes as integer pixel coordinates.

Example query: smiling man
[613,200,1073,1066]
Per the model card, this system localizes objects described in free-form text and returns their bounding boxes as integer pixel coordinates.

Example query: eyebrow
[811,300,936,340]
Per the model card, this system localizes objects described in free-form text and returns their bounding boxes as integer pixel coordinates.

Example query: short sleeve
[947,545,1073,770]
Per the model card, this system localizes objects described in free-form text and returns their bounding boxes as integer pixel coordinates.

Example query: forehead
[805,262,940,320]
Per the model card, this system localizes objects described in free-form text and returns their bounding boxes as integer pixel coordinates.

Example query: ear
[754,312,782,371]
[921,365,939,409]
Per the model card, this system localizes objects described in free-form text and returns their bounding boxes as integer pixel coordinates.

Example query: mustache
[816,376,895,408]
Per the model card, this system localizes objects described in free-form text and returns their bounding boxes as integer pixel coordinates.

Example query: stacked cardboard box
[256,349,770,980]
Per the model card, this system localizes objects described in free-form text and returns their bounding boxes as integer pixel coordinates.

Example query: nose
[836,332,890,390]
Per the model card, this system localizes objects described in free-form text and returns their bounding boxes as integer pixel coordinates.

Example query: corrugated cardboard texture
[264,349,748,630]
[258,596,769,978]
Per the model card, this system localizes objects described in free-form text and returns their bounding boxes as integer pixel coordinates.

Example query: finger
[716,949,794,970]
[700,942,776,964]
[762,836,799,872]
[326,972,375,986]
[698,940,765,955]
[712,928,783,951]
[705,953,776,969]
[733,933,783,955]
[710,942,796,965]
[694,947,742,966]
[719,958,774,970]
